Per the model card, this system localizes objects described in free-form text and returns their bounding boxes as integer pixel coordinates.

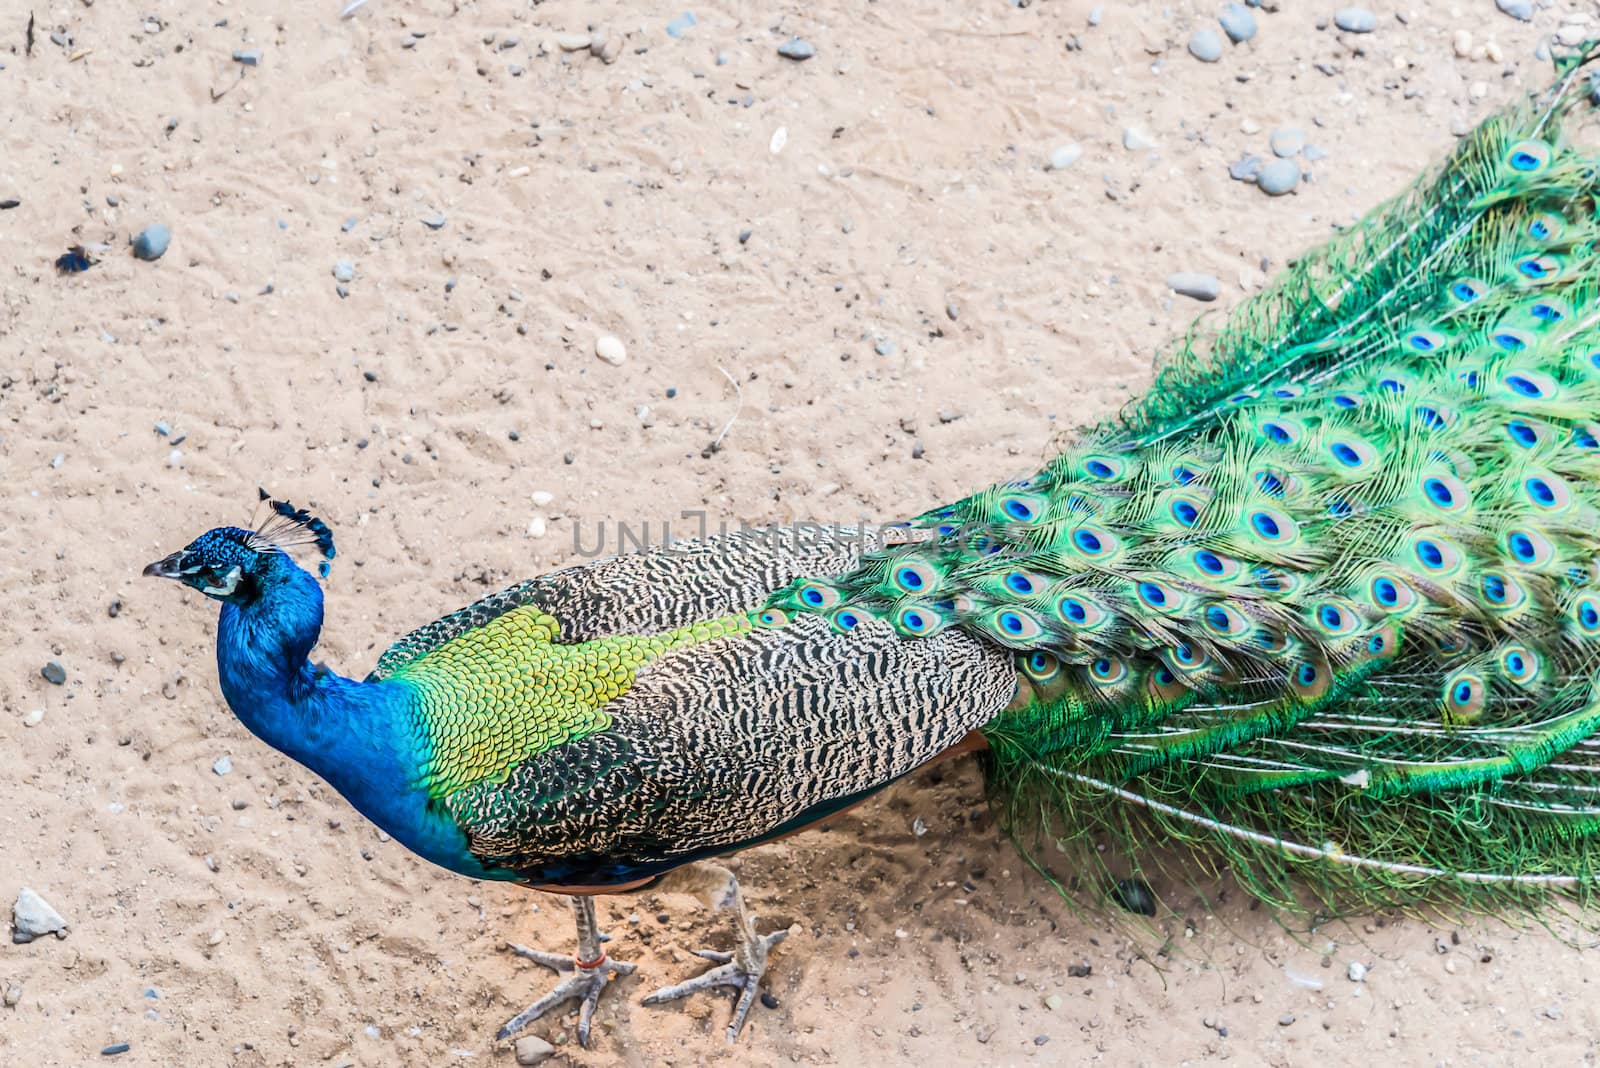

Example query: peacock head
[143,493,336,606]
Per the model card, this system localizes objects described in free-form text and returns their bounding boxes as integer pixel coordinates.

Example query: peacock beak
[143,553,188,580]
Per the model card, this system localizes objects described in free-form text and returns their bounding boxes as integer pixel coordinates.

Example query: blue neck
[212,559,498,879]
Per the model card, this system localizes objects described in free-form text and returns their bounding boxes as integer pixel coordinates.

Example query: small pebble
[1303,144,1328,163]
[760,992,779,1009]
[664,12,697,39]
[514,1035,555,1066]
[874,339,897,356]
[1167,272,1220,302]
[1047,143,1083,171]
[23,708,44,727]
[1218,4,1257,43]
[341,217,358,233]
[1495,0,1533,20]
[1228,154,1264,181]
[101,1045,131,1057]
[3,983,21,1007]
[1269,126,1305,158]
[777,37,816,61]
[1332,8,1377,33]
[1278,1013,1296,1027]
[332,260,355,284]
[1087,6,1104,26]
[41,661,66,685]
[131,224,170,261]
[945,302,959,321]
[1122,126,1156,151]
[595,335,627,366]
[420,213,447,230]
[1255,158,1301,196]
[213,756,233,776]
[1188,29,1224,62]
[12,887,68,943]
[232,49,261,65]
[1347,961,1368,982]
[555,32,591,51]
[1044,993,1064,1011]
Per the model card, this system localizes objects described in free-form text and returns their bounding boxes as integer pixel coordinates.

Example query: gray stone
[1495,0,1533,20]
[1218,4,1257,43]
[1269,126,1305,158]
[665,12,697,39]
[213,755,233,776]
[232,49,262,65]
[1087,6,1104,26]
[1167,272,1221,302]
[420,212,447,230]
[332,260,356,283]
[1333,8,1377,33]
[514,1035,555,1065]
[3,982,21,1007]
[1188,28,1224,62]
[874,339,897,356]
[1122,126,1156,151]
[1347,960,1368,982]
[1047,143,1083,171]
[12,888,68,943]
[1228,154,1264,181]
[131,224,170,261]
[40,661,66,685]
[777,37,815,61]
[1256,158,1301,195]
[1303,144,1328,162]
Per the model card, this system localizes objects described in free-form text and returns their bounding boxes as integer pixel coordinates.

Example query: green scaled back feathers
[770,50,1600,913]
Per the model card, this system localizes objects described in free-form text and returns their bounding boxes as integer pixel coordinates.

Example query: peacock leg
[640,862,789,1041]
[498,895,636,1048]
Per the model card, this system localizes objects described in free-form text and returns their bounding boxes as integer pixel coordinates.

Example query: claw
[642,927,788,1041]
[497,944,636,1047]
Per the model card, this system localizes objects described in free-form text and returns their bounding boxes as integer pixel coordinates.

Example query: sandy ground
[3,0,1597,1064]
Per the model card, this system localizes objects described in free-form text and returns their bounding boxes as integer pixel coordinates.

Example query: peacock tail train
[769,50,1600,912]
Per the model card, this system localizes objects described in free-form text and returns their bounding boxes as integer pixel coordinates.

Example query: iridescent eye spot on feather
[1502,370,1555,398]
[1459,369,1482,389]
[992,608,1044,642]
[1505,528,1554,568]
[1205,603,1251,638]
[797,583,841,610]
[1192,548,1241,579]
[1004,570,1042,596]
[1524,472,1572,512]
[1000,495,1042,522]
[1480,571,1527,612]
[1249,508,1298,543]
[1136,580,1176,611]
[1517,255,1561,280]
[1530,301,1565,323]
[1376,373,1409,394]
[893,562,938,594]
[1406,330,1445,352]
[1254,469,1286,497]
[1169,643,1207,670]
[1421,474,1469,513]
[1327,438,1377,471]
[1332,393,1361,409]
[1169,496,1201,527]
[1253,566,1301,595]
[1261,421,1296,446]
[755,608,789,627]
[1500,645,1540,686]
[895,604,941,636]
[1528,212,1564,241]
[1506,420,1543,448]
[831,607,865,632]
[1313,601,1360,637]
[1492,330,1531,354]
[1255,628,1291,654]
[1443,674,1487,724]
[1448,278,1487,304]
[1366,630,1392,655]
[1022,651,1060,682]
[1574,597,1600,635]
[1082,455,1126,481]
[1055,595,1106,629]
[1574,425,1600,449]
[1289,658,1330,700]
[1088,657,1127,685]
[1369,572,1420,614]
[1505,139,1551,172]
[1413,405,1448,430]
[1272,385,1304,400]
[1412,535,1464,575]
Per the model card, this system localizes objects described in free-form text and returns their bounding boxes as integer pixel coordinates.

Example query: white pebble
[1452,30,1472,58]
[167,449,184,467]
[595,335,627,365]
[1047,143,1083,171]
[1122,126,1156,151]
[555,32,591,51]
[1347,961,1368,982]
[23,708,44,727]
[530,490,554,506]
[526,517,547,538]
[769,126,788,155]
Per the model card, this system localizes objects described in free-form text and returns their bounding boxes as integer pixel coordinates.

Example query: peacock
[146,51,1600,1048]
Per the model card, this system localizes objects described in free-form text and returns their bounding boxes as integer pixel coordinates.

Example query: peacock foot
[498,897,636,1048]
[641,924,788,1040]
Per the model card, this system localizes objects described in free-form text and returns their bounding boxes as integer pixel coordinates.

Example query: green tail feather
[772,46,1600,914]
